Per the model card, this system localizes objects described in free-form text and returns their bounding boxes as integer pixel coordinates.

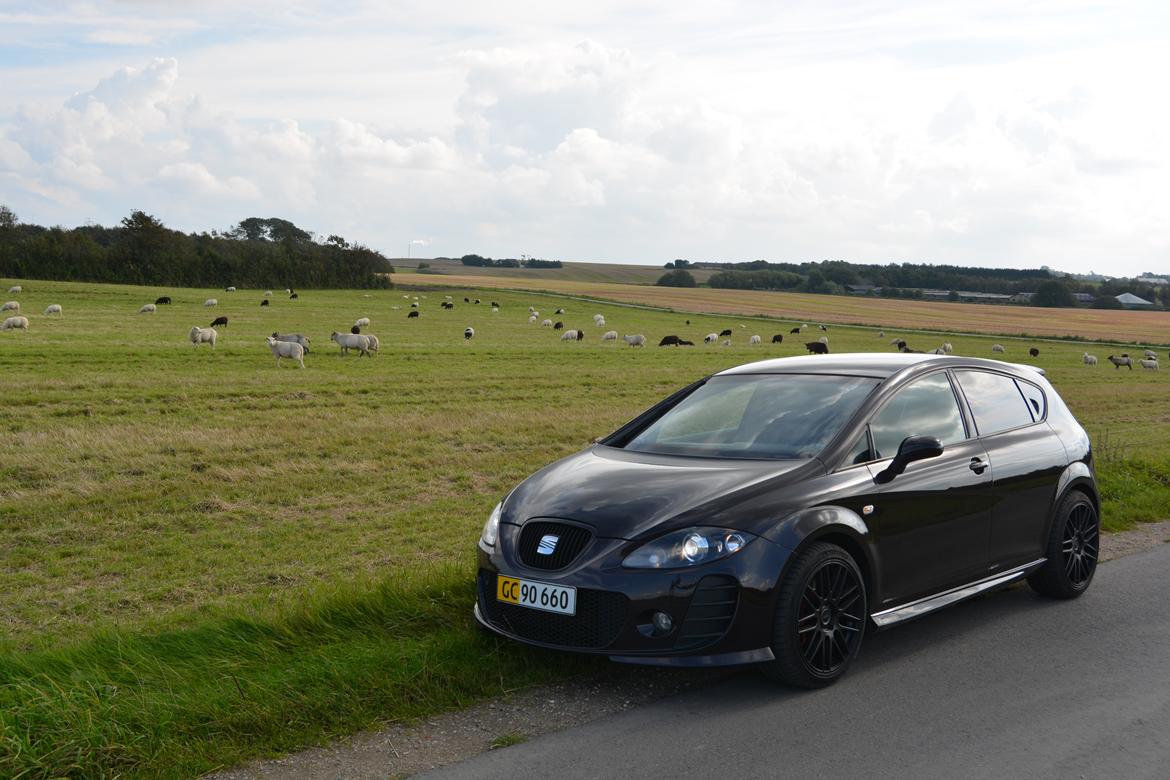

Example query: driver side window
[869,373,966,459]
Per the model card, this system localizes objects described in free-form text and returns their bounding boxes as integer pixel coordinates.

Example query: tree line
[0,207,394,289]
[458,254,563,268]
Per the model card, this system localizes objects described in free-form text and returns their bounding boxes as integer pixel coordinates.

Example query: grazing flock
[2,282,1168,374]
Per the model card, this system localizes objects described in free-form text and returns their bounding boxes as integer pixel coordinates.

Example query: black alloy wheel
[764,542,867,688]
[1028,491,1099,598]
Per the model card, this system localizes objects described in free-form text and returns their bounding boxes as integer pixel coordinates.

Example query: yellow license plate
[497,575,576,615]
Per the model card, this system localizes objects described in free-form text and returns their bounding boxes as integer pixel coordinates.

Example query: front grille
[478,570,628,649]
[517,521,592,570]
[674,575,739,651]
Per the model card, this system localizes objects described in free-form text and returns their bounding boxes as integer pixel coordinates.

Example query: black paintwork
[475,353,1097,666]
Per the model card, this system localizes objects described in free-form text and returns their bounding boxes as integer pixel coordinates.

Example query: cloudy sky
[1,1,1168,275]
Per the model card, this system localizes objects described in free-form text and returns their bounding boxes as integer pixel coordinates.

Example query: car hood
[500,445,819,540]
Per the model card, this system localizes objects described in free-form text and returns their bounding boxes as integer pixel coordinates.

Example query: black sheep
[351,325,361,334]
[771,334,784,343]
[805,341,828,354]
[289,293,298,299]
[210,316,229,328]
[659,335,682,346]
[789,326,801,334]
[407,310,419,318]
[155,296,171,305]
[464,297,470,303]
[819,324,828,331]
[260,299,269,307]
[677,339,694,346]
[491,301,500,308]
[719,328,733,337]
[1029,347,1040,357]
[553,321,564,330]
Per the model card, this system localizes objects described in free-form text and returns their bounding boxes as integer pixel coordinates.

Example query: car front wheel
[763,541,867,688]
[1028,490,1099,599]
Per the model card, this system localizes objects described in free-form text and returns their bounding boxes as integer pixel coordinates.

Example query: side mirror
[874,435,943,484]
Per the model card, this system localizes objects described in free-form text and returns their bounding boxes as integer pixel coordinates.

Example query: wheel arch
[769,506,882,608]
[1045,463,1100,541]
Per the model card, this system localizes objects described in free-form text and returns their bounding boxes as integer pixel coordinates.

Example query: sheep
[265,290,273,297]
[740,324,746,329]
[2,315,29,331]
[260,298,270,307]
[818,335,828,344]
[210,316,229,328]
[138,303,156,314]
[623,334,646,347]
[554,321,564,330]
[931,347,946,355]
[1083,353,1098,366]
[474,298,481,304]
[721,339,731,347]
[1144,350,1157,360]
[819,324,828,331]
[1,300,19,312]
[677,339,695,346]
[1108,354,1133,370]
[1029,347,1040,358]
[464,327,475,340]
[491,301,500,308]
[331,331,371,357]
[289,293,299,300]
[529,306,536,313]
[889,337,904,345]
[593,315,606,326]
[7,285,21,294]
[410,302,419,308]
[1140,358,1159,370]
[354,317,371,329]
[204,298,218,307]
[602,330,618,342]
[749,335,762,346]
[891,339,907,351]
[364,334,380,353]
[719,328,733,337]
[555,308,566,314]
[465,297,471,303]
[225,286,236,292]
[900,345,924,353]
[492,306,499,313]
[685,319,691,325]
[992,344,1006,353]
[289,289,295,295]
[350,326,361,334]
[189,326,217,349]
[529,314,538,324]
[541,319,553,327]
[266,336,305,368]
[877,331,885,338]
[771,334,784,344]
[659,335,682,346]
[704,333,719,344]
[806,341,829,354]
[43,304,63,316]
[407,310,419,318]
[790,326,801,334]
[155,296,172,305]
[943,342,953,353]
[272,332,310,353]
[561,329,583,341]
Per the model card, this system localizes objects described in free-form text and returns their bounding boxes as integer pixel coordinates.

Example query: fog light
[652,611,673,634]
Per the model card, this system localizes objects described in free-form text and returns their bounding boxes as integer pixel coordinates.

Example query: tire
[762,541,867,688]
[1027,491,1099,599]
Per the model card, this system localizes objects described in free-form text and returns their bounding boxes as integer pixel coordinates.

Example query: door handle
[969,457,988,474]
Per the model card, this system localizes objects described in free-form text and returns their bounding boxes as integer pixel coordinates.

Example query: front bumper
[475,526,792,667]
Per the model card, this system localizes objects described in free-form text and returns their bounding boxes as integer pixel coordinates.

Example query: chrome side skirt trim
[870,558,1047,628]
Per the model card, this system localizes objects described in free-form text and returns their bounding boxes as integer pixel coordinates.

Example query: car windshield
[621,374,879,460]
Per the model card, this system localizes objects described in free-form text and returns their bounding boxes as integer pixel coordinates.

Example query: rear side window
[1016,380,1046,420]
[955,370,1035,436]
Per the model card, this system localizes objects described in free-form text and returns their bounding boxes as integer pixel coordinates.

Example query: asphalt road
[423,544,1170,780]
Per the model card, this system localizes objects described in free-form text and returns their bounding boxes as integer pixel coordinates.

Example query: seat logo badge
[537,535,559,555]
[863,504,875,516]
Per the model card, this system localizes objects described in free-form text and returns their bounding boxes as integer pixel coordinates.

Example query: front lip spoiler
[473,603,775,668]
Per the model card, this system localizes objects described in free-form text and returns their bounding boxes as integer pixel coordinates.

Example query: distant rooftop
[1115,292,1153,305]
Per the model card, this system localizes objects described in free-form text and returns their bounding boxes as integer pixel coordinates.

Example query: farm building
[1115,292,1153,307]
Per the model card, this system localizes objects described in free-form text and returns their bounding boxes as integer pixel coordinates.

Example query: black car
[475,353,1099,687]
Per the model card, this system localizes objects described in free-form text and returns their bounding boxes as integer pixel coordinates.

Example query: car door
[952,370,1067,571]
[857,371,995,607]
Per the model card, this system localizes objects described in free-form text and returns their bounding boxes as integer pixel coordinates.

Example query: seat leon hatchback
[475,353,1098,687]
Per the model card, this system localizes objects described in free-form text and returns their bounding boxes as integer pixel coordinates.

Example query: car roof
[716,352,1046,379]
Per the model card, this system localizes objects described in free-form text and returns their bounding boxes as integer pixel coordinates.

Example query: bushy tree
[657,269,697,287]
[1033,280,1076,308]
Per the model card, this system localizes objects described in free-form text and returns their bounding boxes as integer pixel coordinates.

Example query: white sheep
[943,342,953,353]
[364,334,380,353]
[7,285,21,294]
[272,332,310,353]
[1,300,19,312]
[593,314,606,326]
[528,314,538,324]
[264,290,273,297]
[204,298,218,307]
[189,326,217,349]
[43,304,63,316]
[749,335,761,346]
[560,329,583,341]
[138,303,157,314]
[464,327,475,340]
[992,344,1005,353]
[704,333,719,344]
[602,330,618,342]
[2,315,29,331]
[541,319,553,327]
[492,306,499,313]
[623,334,646,347]
[1141,358,1159,370]
[331,331,371,357]
[354,317,371,329]
[529,306,536,313]
[932,347,946,355]
[225,286,236,292]
[877,331,885,338]
[1083,353,1098,366]
[721,339,731,346]
[818,335,828,345]
[1144,350,1157,360]
[266,336,305,368]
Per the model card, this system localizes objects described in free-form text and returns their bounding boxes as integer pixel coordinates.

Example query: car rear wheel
[1028,491,1099,599]
[763,541,867,688]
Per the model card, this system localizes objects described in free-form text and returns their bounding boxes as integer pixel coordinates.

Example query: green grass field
[2,278,1168,777]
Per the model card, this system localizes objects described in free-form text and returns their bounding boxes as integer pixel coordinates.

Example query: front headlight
[480,502,502,548]
[623,526,756,569]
